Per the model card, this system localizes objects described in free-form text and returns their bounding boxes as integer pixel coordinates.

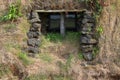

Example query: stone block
[27,31,40,38]
[27,38,40,47]
[28,46,39,53]
[83,52,93,61]
[80,36,97,44]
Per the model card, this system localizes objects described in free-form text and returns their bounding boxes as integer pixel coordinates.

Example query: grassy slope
[0,0,120,80]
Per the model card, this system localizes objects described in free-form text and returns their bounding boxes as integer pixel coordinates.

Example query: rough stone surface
[27,10,41,54]
[79,11,97,61]
[29,18,41,23]
[83,52,93,61]
[80,37,97,44]
[28,46,39,53]
[27,31,40,38]
[27,38,40,47]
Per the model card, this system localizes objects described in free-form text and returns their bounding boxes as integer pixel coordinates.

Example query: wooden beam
[60,13,65,36]
[35,9,86,13]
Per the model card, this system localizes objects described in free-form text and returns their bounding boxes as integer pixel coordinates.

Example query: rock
[83,52,93,61]
[29,18,41,23]
[80,36,97,44]
[81,27,92,32]
[32,23,41,28]
[83,11,92,16]
[28,46,39,53]
[81,45,93,49]
[81,45,93,52]
[31,11,39,19]
[82,18,95,24]
[27,38,40,47]
[81,23,95,28]
[27,31,40,38]
[81,31,94,35]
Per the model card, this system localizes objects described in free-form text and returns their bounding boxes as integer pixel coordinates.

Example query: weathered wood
[35,9,86,13]
[60,13,65,36]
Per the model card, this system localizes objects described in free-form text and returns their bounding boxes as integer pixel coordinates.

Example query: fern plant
[1,3,22,21]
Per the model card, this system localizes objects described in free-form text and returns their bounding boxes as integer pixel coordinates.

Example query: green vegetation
[53,75,72,80]
[39,53,53,63]
[58,54,73,75]
[5,42,21,52]
[96,25,103,34]
[45,32,63,42]
[93,46,99,58]
[25,74,72,80]
[25,74,48,80]
[18,52,31,66]
[4,23,16,32]
[45,32,81,43]
[0,0,22,21]
[0,64,11,77]
[78,52,84,60]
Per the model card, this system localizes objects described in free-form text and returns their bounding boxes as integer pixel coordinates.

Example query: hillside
[0,0,120,80]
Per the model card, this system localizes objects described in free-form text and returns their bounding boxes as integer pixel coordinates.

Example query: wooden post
[60,13,65,36]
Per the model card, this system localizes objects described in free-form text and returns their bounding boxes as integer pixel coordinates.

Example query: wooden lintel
[35,9,86,13]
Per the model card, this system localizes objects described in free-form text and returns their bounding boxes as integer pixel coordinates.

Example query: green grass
[5,42,21,52]
[44,31,81,43]
[25,74,72,80]
[3,23,16,32]
[39,53,53,63]
[0,64,11,77]
[53,75,72,80]
[25,74,48,80]
[18,52,32,66]
[93,46,99,58]
[78,52,84,60]
[45,32,63,42]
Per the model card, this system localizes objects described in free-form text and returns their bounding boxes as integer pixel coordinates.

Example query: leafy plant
[0,1,22,21]
[97,26,103,34]
[18,52,31,66]
[93,46,99,58]
[78,52,84,60]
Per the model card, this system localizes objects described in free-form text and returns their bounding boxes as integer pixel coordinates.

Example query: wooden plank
[35,9,86,13]
[60,13,65,36]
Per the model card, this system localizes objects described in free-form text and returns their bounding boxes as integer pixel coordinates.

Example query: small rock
[27,38,40,47]
[81,27,92,32]
[81,45,93,52]
[28,46,39,53]
[32,23,41,28]
[83,52,93,61]
[27,31,40,38]
[82,18,95,24]
[29,18,41,23]
[81,31,94,35]
[31,11,39,19]
[81,45,93,49]
[81,23,95,28]
[80,36,97,44]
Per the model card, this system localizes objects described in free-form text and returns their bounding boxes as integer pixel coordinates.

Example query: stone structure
[27,11,41,54]
[27,10,97,61]
[79,11,97,61]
